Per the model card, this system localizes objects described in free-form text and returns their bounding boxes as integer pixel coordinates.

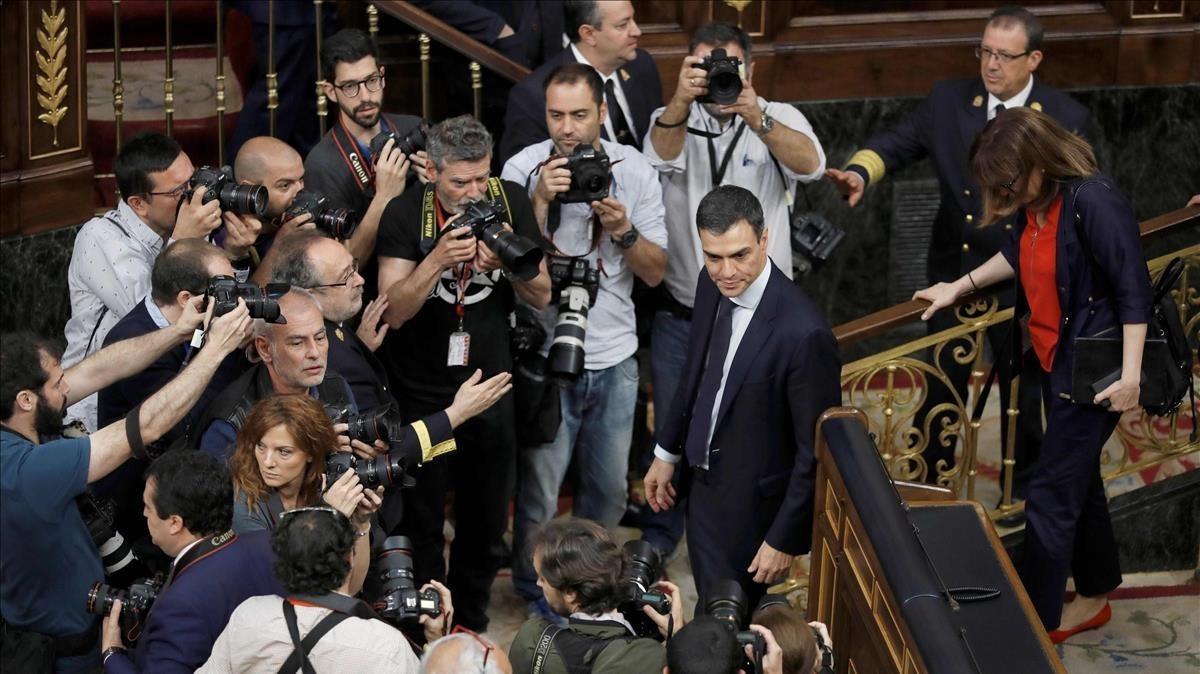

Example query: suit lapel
[681,276,720,413]
[958,78,989,157]
[711,265,781,435]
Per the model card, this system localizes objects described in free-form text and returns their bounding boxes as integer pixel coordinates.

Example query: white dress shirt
[62,200,166,431]
[653,261,772,466]
[987,75,1035,120]
[643,100,825,308]
[502,138,668,371]
[570,43,636,145]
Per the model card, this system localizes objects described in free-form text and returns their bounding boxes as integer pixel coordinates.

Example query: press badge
[447,331,471,367]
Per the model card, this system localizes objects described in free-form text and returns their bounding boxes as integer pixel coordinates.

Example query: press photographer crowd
[3,2,1195,673]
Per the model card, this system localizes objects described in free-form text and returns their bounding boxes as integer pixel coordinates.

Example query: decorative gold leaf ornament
[36,0,70,145]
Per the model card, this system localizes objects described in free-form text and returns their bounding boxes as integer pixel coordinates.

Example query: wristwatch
[102,646,129,664]
[754,109,775,136]
[612,225,640,249]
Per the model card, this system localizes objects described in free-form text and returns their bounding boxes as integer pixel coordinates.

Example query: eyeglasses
[332,74,384,98]
[975,45,1030,64]
[278,505,346,521]
[310,258,360,290]
[449,625,495,670]
[1001,172,1022,195]
[143,180,190,201]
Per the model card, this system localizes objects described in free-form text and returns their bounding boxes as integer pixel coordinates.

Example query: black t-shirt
[303,112,425,216]
[376,179,543,409]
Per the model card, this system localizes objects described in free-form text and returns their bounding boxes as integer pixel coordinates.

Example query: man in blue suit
[643,186,841,609]
[499,0,662,164]
[100,451,283,673]
[826,6,1091,507]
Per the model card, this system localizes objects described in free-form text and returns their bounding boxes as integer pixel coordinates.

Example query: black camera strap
[163,530,237,592]
[688,121,746,188]
[277,592,389,674]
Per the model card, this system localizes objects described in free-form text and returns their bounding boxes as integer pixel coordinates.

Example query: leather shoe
[1048,602,1111,644]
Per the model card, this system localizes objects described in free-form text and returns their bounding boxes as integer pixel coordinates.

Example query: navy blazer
[848,77,1091,282]
[1000,176,1153,396]
[499,47,662,164]
[103,530,284,674]
[658,263,842,555]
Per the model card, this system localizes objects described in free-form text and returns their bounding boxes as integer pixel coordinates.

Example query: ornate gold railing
[834,206,1200,520]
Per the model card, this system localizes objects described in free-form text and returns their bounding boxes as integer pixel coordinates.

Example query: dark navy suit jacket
[659,264,842,561]
[499,47,662,164]
[848,77,1091,282]
[103,530,283,674]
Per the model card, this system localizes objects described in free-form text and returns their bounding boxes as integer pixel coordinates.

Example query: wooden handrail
[372,1,531,84]
[833,204,1200,347]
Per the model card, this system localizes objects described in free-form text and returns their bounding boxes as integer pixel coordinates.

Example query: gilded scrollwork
[35,0,70,145]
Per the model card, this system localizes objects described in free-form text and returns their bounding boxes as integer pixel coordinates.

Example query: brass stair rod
[315,0,327,136]
[470,61,482,120]
[267,0,278,137]
[112,0,124,196]
[215,0,226,166]
[164,0,174,135]
[419,33,430,119]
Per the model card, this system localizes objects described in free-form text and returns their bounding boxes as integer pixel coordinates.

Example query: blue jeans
[513,355,640,599]
[640,311,689,554]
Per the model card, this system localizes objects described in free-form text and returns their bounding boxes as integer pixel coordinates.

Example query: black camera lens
[699,48,744,106]
[455,200,544,282]
[219,181,269,217]
[623,540,662,590]
[704,579,748,627]
[371,536,442,622]
[376,535,417,592]
[86,582,126,617]
[324,446,407,490]
[205,276,288,324]
[370,120,429,159]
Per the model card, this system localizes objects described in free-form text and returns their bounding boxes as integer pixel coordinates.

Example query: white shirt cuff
[653,444,682,464]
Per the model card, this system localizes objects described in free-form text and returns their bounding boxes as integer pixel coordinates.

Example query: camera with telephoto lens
[185,165,268,217]
[325,450,413,491]
[790,211,845,275]
[696,48,744,106]
[547,258,600,382]
[285,190,359,241]
[442,199,543,281]
[369,120,430,159]
[371,536,442,623]
[205,275,289,324]
[86,575,163,642]
[705,580,766,674]
[619,540,671,639]
[557,144,612,204]
[77,493,144,586]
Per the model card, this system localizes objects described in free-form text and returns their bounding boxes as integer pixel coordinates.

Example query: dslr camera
[369,120,429,159]
[325,451,414,491]
[205,275,289,324]
[442,199,543,281]
[705,580,767,674]
[547,258,600,382]
[371,536,442,623]
[285,190,359,241]
[185,165,268,217]
[619,540,671,639]
[77,493,144,586]
[790,211,845,275]
[86,575,163,642]
[558,145,612,204]
[696,48,744,106]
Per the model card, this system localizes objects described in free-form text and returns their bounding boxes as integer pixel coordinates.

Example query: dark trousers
[228,25,322,160]
[1020,378,1122,629]
[685,460,769,616]
[397,394,516,632]
[920,309,1044,500]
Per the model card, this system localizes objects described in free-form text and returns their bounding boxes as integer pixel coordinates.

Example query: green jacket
[509,616,666,674]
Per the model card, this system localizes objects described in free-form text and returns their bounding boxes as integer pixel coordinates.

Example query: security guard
[827,6,1090,509]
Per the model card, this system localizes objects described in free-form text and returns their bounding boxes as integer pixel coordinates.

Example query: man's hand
[322,468,365,519]
[718,78,762,131]
[221,212,262,258]
[825,168,865,207]
[746,624,784,674]
[446,369,513,428]
[411,150,432,184]
[747,541,794,585]
[277,210,317,239]
[430,221,478,270]
[355,295,391,352]
[670,56,709,107]
[199,299,253,358]
[418,579,454,642]
[350,439,386,460]
[590,197,631,234]
[172,295,208,342]
[173,188,223,240]
[643,580,686,638]
[101,598,124,652]
[374,139,411,203]
[644,458,677,512]
[533,156,572,204]
[474,223,513,274]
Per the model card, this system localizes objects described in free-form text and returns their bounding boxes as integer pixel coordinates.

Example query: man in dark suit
[643,186,841,609]
[99,451,283,673]
[408,0,565,69]
[826,6,1091,507]
[498,0,662,164]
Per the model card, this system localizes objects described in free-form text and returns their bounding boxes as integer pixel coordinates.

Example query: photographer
[304,28,427,265]
[97,451,283,674]
[199,508,452,673]
[501,63,667,619]
[376,115,550,632]
[232,136,316,284]
[1,303,251,673]
[508,518,682,674]
[63,132,249,432]
[421,630,511,674]
[751,599,833,674]
[666,616,785,674]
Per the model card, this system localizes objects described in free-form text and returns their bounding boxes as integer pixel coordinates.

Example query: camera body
[705,580,765,673]
[186,165,268,217]
[205,275,289,324]
[547,258,600,382]
[286,190,359,241]
[619,540,671,638]
[369,120,429,159]
[790,211,845,275]
[372,536,442,623]
[86,575,163,641]
[445,199,543,281]
[696,48,744,106]
[558,145,612,204]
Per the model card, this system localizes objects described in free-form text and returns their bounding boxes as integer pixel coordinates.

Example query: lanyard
[433,196,473,329]
[702,121,747,188]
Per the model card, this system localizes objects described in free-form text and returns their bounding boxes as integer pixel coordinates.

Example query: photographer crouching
[508,518,684,673]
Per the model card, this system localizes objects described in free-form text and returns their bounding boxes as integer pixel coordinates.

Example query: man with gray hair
[421,632,512,674]
[375,114,550,632]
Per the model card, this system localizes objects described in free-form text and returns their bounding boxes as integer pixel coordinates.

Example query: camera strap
[164,530,237,592]
[689,121,746,188]
[329,115,378,193]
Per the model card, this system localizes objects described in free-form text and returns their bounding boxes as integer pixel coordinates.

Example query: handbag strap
[278,600,351,674]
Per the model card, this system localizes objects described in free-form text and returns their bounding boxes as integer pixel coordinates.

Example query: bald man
[234,137,317,284]
[194,289,357,459]
[421,633,512,674]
